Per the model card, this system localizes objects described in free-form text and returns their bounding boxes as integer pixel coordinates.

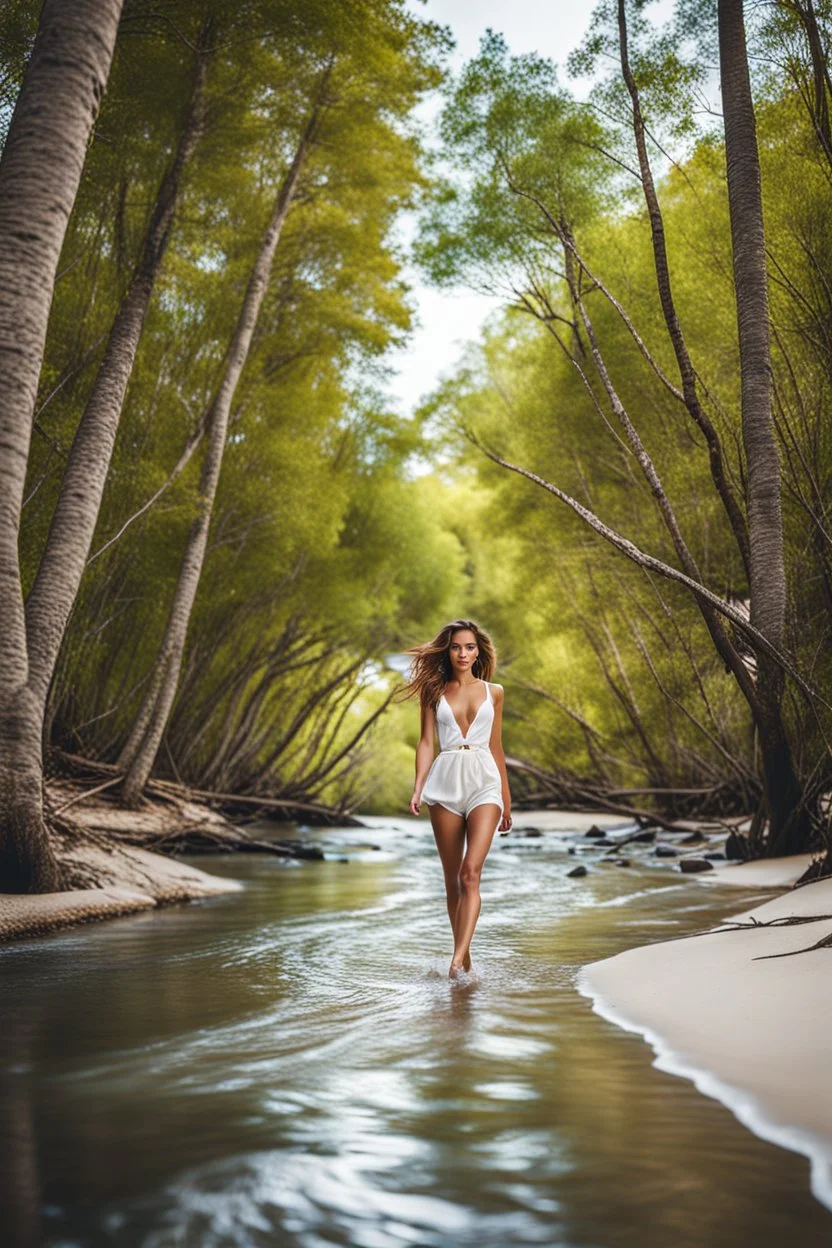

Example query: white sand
[510,811,635,833]
[696,853,816,889]
[0,842,243,943]
[580,877,832,1211]
[0,887,156,940]
[61,841,245,902]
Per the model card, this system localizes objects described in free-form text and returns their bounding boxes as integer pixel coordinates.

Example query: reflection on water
[1,814,831,1247]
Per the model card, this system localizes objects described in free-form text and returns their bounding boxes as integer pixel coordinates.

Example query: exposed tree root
[637,910,832,963]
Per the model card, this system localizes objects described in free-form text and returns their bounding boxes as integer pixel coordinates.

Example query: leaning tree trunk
[783,0,832,170]
[617,0,751,580]
[25,24,212,714]
[0,0,124,892]
[719,0,809,855]
[119,95,326,805]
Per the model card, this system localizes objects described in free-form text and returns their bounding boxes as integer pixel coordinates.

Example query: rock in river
[679,857,715,874]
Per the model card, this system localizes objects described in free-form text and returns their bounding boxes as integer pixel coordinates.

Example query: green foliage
[8,0,832,814]
[568,0,707,144]
[411,11,832,811]
[13,0,457,809]
[415,31,611,297]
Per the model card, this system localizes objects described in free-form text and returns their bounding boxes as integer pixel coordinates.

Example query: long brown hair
[398,619,497,711]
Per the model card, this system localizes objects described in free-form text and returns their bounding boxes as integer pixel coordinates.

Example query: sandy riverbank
[579,871,832,1212]
[0,765,351,944]
[1,803,631,946]
[698,853,814,888]
[0,782,251,945]
[0,839,244,943]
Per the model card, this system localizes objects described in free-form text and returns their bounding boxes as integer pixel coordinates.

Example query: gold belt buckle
[460,744,470,750]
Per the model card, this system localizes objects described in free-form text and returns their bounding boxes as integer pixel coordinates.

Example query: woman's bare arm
[489,684,512,829]
[410,700,436,815]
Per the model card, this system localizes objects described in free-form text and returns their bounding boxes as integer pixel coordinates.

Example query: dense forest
[1,0,831,893]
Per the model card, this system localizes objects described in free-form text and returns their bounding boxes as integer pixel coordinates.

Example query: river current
[2,811,831,1247]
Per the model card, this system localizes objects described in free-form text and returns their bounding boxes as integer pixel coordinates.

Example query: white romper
[420,680,504,819]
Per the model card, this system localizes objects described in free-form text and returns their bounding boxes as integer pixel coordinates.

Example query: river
[2,811,831,1247]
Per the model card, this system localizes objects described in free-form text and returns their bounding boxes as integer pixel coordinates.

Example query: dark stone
[585,826,606,838]
[567,864,588,878]
[654,845,678,858]
[631,829,657,843]
[679,857,715,874]
[614,859,631,867]
[725,830,751,861]
[370,844,382,851]
[680,830,707,845]
[704,851,726,861]
[568,846,577,854]
[338,857,349,863]
[524,829,543,838]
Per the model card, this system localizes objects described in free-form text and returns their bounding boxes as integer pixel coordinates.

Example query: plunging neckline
[441,680,488,740]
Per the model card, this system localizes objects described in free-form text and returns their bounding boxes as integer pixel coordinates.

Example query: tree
[718,0,808,853]
[0,0,124,892]
[118,73,330,803]
[25,15,213,732]
[113,1,447,802]
[416,23,824,854]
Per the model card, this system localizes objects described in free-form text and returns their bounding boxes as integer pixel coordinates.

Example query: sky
[387,0,676,418]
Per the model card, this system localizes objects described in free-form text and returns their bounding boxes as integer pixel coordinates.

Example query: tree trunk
[0,686,61,892]
[719,0,809,854]
[786,0,832,168]
[617,0,751,579]
[0,0,123,891]
[559,221,762,715]
[25,26,211,710]
[119,92,327,805]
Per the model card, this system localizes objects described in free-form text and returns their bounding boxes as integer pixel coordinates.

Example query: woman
[404,619,512,978]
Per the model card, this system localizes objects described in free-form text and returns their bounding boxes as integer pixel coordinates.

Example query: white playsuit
[420,680,504,820]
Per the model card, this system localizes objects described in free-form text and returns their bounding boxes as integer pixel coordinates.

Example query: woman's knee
[459,860,482,891]
[443,872,462,899]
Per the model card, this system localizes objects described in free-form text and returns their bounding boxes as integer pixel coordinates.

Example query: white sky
[388,0,676,417]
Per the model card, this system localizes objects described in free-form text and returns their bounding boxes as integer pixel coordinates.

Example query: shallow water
[2,812,831,1247]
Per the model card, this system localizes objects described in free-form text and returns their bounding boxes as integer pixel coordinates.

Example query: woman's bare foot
[449,961,464,978]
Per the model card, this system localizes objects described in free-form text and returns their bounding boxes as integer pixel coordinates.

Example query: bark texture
[719,0,808,854]
[120,98,325,804]
[617,0,751,579]
[25,28,211,708]
[787,0,832,168]
[0,0,124,891]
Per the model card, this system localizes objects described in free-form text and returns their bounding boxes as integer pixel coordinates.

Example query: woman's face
[448,629,478,675]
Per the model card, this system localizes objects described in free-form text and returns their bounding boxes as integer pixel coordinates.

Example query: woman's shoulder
[427,686,445,712]
[487,681,504,699]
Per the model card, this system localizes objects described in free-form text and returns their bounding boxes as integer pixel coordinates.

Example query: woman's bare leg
[451,803,501,974]
[429,804,472,970]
